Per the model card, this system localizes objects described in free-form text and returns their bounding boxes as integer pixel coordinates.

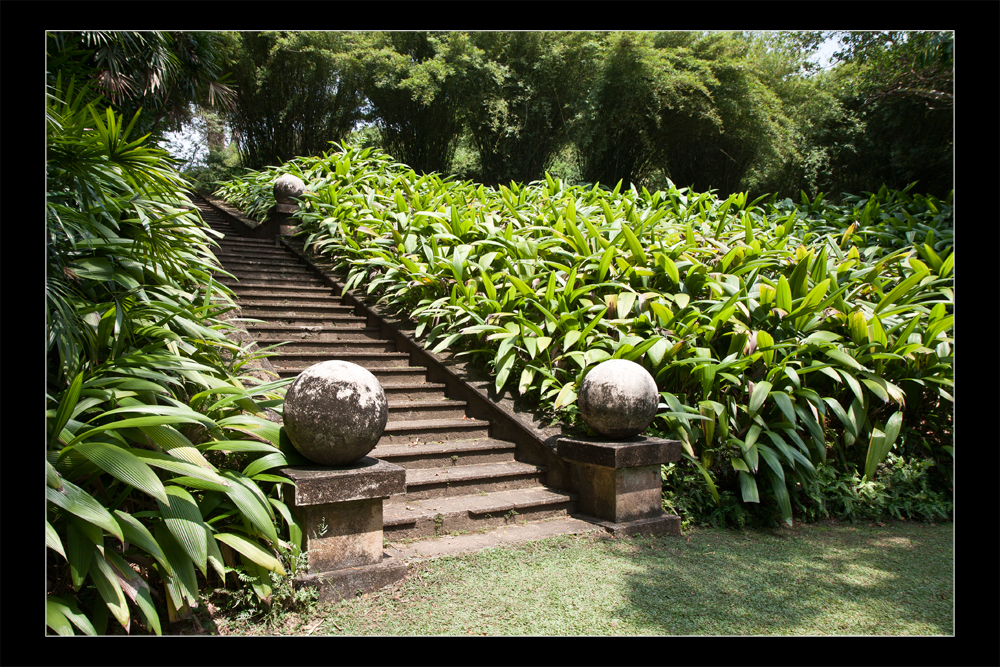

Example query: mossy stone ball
[282,361,388,466]
[577,359,658,439]
[273,173,306,204]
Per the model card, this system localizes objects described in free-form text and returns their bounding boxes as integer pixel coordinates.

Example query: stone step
[383,516,601,564]
[249,325,381,338]
[266,338,396,354]
[391,461,546,501]
[218,276,328,289]
[236,303,355,316]
[224,268,320,281]
[382,486,575,541]
[232,291,342,304]
[378,417,491,445]
[216,255,305,268]
[386,399,468,423]
[276,366,430,383]
[232,287,340,299]
[372,437,515,468]
[244,313,369,327]
[380,382,450,401]
[269,351,412,369]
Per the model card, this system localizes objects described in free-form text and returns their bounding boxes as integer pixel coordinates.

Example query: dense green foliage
[215,144,953,528]
[47,31,235,143]
[46,35,306,635]
[218,32,364,170]
[214,30,952,200]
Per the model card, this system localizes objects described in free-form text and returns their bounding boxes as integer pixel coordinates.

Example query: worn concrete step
[236,303,355,316]
[230,291,342,304]
[249,326,382,340]
[382,486,575,541]
[218,276,327,289]
[269,351,411,369]
[264,338,396,354]
[378,418,491,445]
[216,238,280,249]
[386,399,468,422]
[244,313,368,327]
[383,516,602,563]
[372,437,515,468]
[224,269,320,282]
[216,255,305,268]
[390,461,547,501]
[220,278,334,294]
[379,382,450,401]
[276,366,430,382]
[246,324,374,338]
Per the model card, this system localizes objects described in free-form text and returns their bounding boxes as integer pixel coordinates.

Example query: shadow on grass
[618,520,953,635]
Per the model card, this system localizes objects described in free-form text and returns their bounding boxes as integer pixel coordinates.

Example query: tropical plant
[45,76,306,635]
[216,145,953,527]
[46,31,236,143]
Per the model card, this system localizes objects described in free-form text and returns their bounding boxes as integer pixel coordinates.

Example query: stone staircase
[195,195,585,545]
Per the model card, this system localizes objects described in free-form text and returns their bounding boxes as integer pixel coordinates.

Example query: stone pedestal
[261,202,299,238]
[558,435,682,537]
[280,457,407,602]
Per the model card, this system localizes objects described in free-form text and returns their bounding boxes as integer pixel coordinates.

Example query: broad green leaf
[214,532,286,575]
[770,391,797,425]
[619,221,647,264]
[749,381,772,416]
[154,523,200,610]
[89,545,130,630]
[47,595,97,636]
[113,510,171,576]
[72,441,168,504]
[766,467,793,526]
[66,514,100,590]
[131,449,231,488]
[157,486,208,577]
[864,412,904,480]
[738,470,759,503]
[46,479,124,543]
[683,453,720,506]
[220,470,279,546]
[825,348,866,371]
[50,372,84,448]
[776,275,792,312]
[47,520,67,560]
[554,383,577,409]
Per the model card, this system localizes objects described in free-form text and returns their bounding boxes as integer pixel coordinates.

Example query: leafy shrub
[794,455,952,524]
[46,80,308,635]
[214,144,953,528]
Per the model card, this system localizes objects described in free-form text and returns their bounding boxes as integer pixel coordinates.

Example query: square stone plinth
[280,457,406,507]
[557,436,682,525]
[279,458,406,573]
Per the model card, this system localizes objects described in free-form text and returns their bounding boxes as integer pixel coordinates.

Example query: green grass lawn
[199,519,952,636]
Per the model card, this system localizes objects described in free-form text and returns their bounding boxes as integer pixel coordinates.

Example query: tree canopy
[210,30,952,200]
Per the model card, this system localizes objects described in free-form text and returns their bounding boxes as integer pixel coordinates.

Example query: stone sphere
[273,174,306,204]
[283,361,388,466]
[577,359,659,439]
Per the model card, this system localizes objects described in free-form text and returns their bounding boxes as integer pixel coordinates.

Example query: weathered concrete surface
[557,435,682,530]
[296,554,408,603]
[577,359,659,438]
[384,516,603,563]
[280,457,405,506]
[297,497,383,571]
[283,360,389,465]
[273,173,306,203]
[566,461,662,523]
[557,435,682,468]
[585,513,681,538]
